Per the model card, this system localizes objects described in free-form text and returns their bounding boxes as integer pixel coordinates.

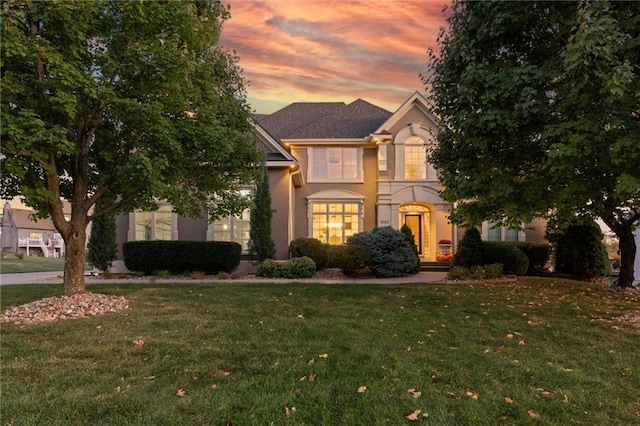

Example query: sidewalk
[0,271,448,286]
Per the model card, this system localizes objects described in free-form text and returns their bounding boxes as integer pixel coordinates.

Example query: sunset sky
[219,0,450,114]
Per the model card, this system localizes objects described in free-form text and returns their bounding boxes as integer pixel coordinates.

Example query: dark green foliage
[327,244,371,277]
[452,228,484,268]
[483,242,529,276]
[289,238,329,270]
[551,220,610,279]
[400,224,421,273]
[123,241,240,275]
[348,227,419,278]
[426,0,639,287]
[515,242,551,274]
[0,0,263,294]
[447,263,503,280]
[256,257,316,279]
[249,169,276,262]
[87,199,117,272]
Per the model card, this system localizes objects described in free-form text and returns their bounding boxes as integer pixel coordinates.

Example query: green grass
[0,255,90,274]
[2,278,639,425]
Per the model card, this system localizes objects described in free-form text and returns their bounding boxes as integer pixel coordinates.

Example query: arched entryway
[399,203,433,259]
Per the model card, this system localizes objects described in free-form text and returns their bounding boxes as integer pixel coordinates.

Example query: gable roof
[6,208,57,231]
[374,91,438,134]
[259,99,392,140]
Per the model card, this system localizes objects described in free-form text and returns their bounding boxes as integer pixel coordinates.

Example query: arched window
[404,136,427,179]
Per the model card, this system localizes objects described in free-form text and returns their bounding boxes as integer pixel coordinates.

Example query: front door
[404,214,422,255]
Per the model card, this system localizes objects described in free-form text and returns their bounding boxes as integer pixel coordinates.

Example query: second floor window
[404,136,426,179]
[309,147,362,182]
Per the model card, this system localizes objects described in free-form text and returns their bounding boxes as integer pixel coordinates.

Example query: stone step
[420,261,452,272]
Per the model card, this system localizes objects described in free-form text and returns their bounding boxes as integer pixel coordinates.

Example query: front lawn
[1,278,639,425]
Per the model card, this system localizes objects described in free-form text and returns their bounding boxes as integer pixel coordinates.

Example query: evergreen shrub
[483,241,529,275]
[327,244,371,277]
[452,228,484,268]
[348,226,419,278]
[256,257,316,279]
[400,224,421,273]
[553,220,610,278]
[515,242,551,274]
[289,238,329,270]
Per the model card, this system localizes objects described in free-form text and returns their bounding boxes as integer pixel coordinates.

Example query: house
[113,92,546,272]
[1,202,66,258]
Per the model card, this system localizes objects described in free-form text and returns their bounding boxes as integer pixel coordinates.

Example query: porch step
[420,261,452,272]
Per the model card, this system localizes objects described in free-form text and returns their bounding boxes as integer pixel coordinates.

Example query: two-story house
[114,92,545,272]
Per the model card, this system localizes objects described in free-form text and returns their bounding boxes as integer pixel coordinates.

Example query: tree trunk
[616,228,636,288]
[62,226,87,296]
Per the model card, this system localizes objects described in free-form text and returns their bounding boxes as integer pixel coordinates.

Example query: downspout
[289,167,302,257]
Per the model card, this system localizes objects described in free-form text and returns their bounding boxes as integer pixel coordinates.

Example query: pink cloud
[220,0,450,113]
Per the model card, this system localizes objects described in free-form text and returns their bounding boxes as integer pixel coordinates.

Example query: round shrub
[289,238,329,270]
[348,226,419,278]
[515,242,551,274]
[483,241,529,276]
[257,259,281,278]
[288,256,316,278]
[327,244,371,277]
[453,228,484,268]
[552,220,610,279]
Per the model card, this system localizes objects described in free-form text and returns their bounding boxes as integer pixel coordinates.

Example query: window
[312,202,360,245]
[309,148,362,182]
[484,222,521,241]
[211,209,251,251]
[404,136,426,179]
[29,232,43,240]
[133,205,173,240]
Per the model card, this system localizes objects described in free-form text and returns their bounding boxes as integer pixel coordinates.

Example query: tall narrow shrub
[400,224,421,273]
[550,219,610,279]
[87,198,117,272]
[452,228,484,268]
[249,168,276,262]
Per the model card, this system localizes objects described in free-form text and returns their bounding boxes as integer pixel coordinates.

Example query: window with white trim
[211,209,251,251]
[311,202,360,245]
[483,222,522,241]
[404,136,427,179]
[309,147,362,182]
[133,205,173,240]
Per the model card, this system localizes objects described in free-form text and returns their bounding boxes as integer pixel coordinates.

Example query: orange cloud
[220,0,450,113]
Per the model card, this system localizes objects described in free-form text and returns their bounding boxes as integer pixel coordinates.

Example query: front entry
[399,203,432,259]
[404,214,422,255]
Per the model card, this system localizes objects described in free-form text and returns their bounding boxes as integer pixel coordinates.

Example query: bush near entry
[289,238,329,270]
[257,257,316,279]
[348,226,419,278]
[483,241,529,276]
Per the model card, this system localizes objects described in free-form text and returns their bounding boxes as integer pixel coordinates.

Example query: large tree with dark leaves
[426,0,639,286]
[1,1,263,295]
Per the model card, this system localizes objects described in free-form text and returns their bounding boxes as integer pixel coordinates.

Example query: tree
[1,1,263,295]
[248,168,275,262]
[426,0,639,286]
[87,198,117,273]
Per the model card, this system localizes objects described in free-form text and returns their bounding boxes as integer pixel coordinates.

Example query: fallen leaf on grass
[143,376,155,380]
[309,373,316,382]
[176,389,186,397]
[446,391,457,398]
[466,391,479,400]
[299,376,307,382]
[518,340,526,346]
[562,394,569,403]
[505,397,514,404]
[211,384,218,390]
[528,410,539,418]
[285,406,297,417]
[406,409,421,421]
[307,358,315,365]
[506,333,514,339]
[133,339,145,348]
[407,388,422,398]
[357,386,367,393]
[318,353,328,359]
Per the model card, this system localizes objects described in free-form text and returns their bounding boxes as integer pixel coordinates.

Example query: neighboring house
[113,92,547,271]
[1,202,66,258]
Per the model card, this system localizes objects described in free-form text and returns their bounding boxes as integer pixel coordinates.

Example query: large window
[484,222,521,241]
[211,209,251,251]
[311,202,359,245]
[133,205,173,240]
[309,148,362,182]
[404,136,426,179]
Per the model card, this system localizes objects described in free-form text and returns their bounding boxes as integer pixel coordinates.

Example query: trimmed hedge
[289,238,329,270]
[514,242,551,274]
[123,240,241,274]
[327,244,371,277]
[483,241,529,276]
[256,256,316,279]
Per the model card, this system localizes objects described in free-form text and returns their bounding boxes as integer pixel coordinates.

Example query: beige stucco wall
[268,167,294,259]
